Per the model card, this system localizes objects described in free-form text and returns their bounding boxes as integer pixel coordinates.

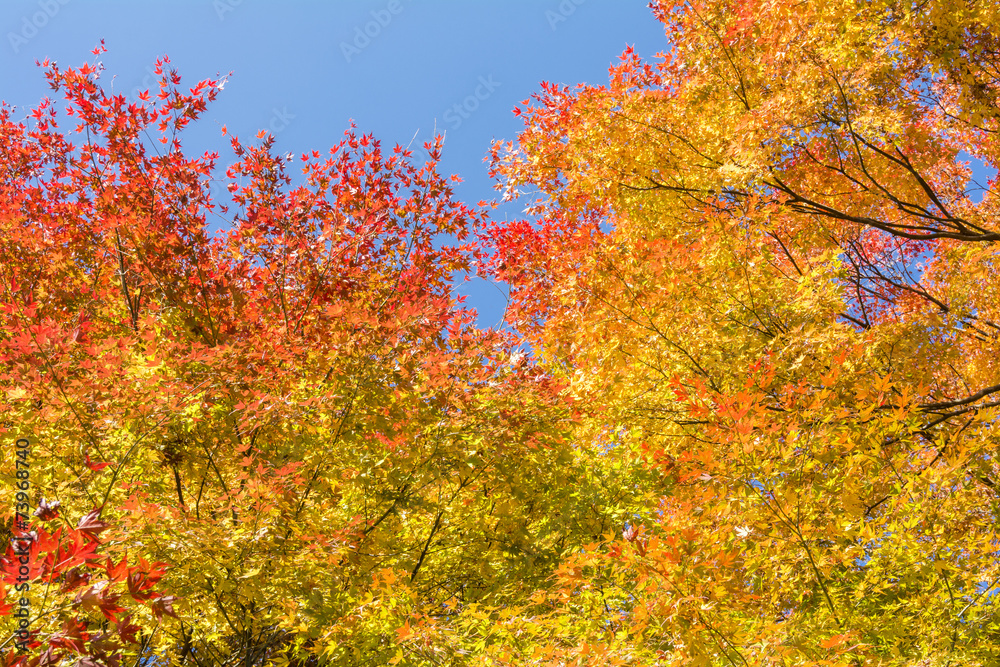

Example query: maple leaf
[34,498,61,521]
[76,510,109,542]
[104,555,129,582]
[150,595,179,620]
[76,581,125,622]
[395,620,414,642]
[49,618,90,653]
[115,615,142,644]
[83,454,114,472]
[820,633,852,649]
[126,565,162,601]
[61,567,91,593]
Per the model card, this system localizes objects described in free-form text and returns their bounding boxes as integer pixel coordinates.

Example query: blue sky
[1,0,668,328]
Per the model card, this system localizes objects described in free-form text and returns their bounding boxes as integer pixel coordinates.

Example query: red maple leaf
[76,510,109,542]
[83,454,114,472]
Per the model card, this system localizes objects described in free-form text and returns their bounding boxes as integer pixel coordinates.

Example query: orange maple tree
[483,0,1000,665]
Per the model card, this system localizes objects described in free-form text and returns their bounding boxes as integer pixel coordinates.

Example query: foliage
[3,2,1000,664]
[0,46,644,666]
[485,0,1000,664]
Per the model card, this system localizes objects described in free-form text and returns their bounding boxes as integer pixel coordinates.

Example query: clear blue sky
[1,0,668,328]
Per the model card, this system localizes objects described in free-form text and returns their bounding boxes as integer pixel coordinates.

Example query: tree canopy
[3,2,1000,665]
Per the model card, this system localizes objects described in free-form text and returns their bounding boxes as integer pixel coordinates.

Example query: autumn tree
[0,47,648,666]
[484,0,1000,664]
